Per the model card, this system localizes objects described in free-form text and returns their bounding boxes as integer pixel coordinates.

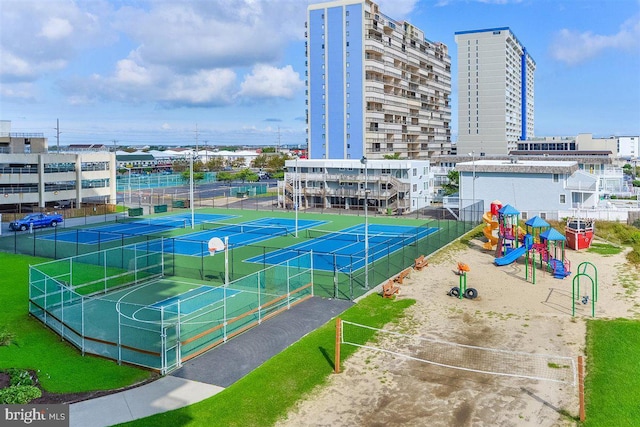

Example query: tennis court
[29,249,314,373]
[247,224,440,271]
[137,217,326,257]
[37,213,235,244]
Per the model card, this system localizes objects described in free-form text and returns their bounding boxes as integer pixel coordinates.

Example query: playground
[277,231,637,427]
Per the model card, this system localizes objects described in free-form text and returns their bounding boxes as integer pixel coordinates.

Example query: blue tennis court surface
[151,285,240,315]
[38,213,236,244]
[247,224,439,272]
[132,218,326,257]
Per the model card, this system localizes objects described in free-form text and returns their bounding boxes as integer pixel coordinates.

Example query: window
[413,184,417,191]
[560,194,566,204]
[553,174,559,182]
[413,168,417,176]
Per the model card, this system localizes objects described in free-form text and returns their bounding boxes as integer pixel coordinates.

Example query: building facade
[456,159,631,218]
[0,122,116,209]
[455,27,535,156]
[306,0,452,160]
[282,158,433,214]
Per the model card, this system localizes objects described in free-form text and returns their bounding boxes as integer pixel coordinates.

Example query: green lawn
[0,252,152,393]
[584,318,640,426]
[122,295,415,427]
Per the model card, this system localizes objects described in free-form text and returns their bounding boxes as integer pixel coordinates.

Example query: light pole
[295,157,298,238]
[360,156,369,289]
[124,166,132,206]
[189,151,195,229]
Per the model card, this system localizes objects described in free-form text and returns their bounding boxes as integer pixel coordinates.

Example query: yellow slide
[482,211,499,250]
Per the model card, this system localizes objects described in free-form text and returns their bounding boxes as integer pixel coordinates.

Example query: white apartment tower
[454,27,535,155]
[306,0,452,160]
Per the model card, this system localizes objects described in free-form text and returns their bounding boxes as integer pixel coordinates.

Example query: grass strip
[122,295,415,426]
[584,318,640,426]
[0,253,152,393]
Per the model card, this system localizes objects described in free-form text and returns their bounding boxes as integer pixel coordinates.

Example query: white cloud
[40,17,73,40]
[161,69,237,106]
[239,65,304,99]
[551,15,640,65]
[0,1,111,83]
[115,1,307,71]
[114,59,154,86]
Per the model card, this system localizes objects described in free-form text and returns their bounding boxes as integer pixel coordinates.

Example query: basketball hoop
[208,237,225,256]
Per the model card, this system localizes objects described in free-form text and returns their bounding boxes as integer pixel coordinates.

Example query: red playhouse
[565,218,595,250]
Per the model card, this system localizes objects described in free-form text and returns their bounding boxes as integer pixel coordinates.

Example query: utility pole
[112,140,119,152]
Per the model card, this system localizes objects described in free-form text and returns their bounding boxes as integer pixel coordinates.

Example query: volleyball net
[336,319,577,386]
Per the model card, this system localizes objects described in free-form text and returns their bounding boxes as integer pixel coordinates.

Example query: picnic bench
[393,268,411,285]
[382,280,400,299]
[414,255,429,271]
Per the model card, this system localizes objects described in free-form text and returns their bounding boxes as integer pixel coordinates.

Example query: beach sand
[276,237,639,427]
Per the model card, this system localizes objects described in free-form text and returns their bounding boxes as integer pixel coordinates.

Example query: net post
[578,355,585,422]
[335,317,342,374]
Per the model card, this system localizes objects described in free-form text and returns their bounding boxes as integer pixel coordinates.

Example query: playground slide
[482,211,499,250]
[494,245,528,266]
[494,234,534,266]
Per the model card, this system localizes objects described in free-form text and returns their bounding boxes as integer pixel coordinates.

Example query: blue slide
[494,234,533,266]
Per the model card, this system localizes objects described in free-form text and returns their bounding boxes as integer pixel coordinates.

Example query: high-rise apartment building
[454,27,535,155]
[306,0,452,160]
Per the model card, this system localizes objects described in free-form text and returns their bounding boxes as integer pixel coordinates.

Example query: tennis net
[115,215,188,230]
[305,229,413,243]
[201,221,289,237]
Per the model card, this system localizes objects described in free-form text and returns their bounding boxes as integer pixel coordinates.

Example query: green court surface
[29,250,313,373]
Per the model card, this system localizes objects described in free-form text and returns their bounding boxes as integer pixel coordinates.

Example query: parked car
[9,213,64,231]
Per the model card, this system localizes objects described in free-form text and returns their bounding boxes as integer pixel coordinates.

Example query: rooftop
[456,159,579,174]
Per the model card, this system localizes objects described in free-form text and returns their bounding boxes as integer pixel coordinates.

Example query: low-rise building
[0,122,116,210]
[456,158,630,219]
[282,159,433,214]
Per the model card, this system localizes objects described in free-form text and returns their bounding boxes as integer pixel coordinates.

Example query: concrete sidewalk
[69,376,223,427]
[68,297,353,426]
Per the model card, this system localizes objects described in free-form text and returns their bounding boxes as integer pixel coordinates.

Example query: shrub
[0,328,15,346]
[6,369,35,387]
[0,386,42,404]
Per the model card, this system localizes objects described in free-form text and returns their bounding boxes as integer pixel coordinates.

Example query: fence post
[335,318,342,374]
[578,355,585,422]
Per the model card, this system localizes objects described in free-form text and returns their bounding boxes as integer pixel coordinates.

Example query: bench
[414,255,429,271]
[393,268,411,285]
[382,280,400,299]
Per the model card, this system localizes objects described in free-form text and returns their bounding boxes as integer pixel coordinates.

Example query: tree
[206,157,225,171]
[383,153,401,160]
[230,157,246,168]
[267,153,289,173]
[216,171,235,183]
[442,170,459,195]
[237,168,258,183]
[172,160,188,173]
[251,154,270,170]
[180,171,205,182]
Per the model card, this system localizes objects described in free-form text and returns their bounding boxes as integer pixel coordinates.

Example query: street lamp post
[124,166,132,206]
[189,151,195,229]
[295,157,298,238]
[361,156,369,290]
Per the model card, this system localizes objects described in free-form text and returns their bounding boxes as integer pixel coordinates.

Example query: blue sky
[1,0,638,147]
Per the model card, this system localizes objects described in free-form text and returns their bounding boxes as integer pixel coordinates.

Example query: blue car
[9,213,64,231]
